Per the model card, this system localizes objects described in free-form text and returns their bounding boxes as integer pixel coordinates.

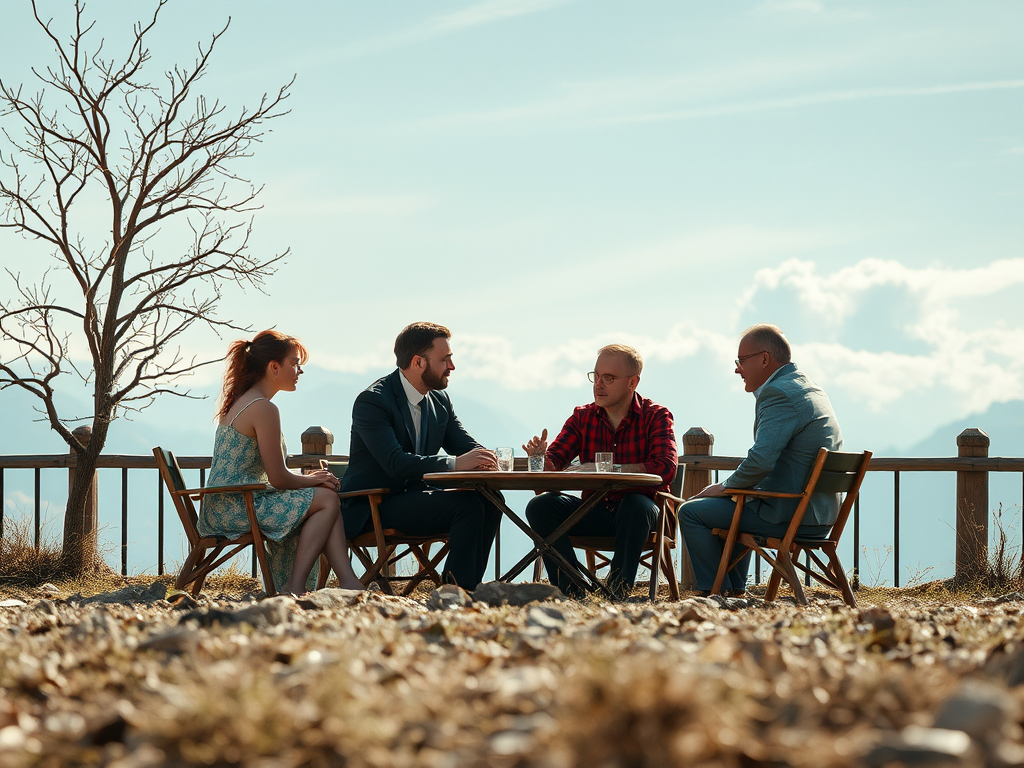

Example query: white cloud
[757,0,824,13]
[411,65,1024,131]
[303,256,1024,415]
[600,79,1024,126]
[267,193,436,218]
[747,258,1024,412]
[410,53,858,130]
[337,0,569,59]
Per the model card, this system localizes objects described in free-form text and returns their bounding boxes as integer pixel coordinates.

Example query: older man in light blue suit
[680,324,842,596]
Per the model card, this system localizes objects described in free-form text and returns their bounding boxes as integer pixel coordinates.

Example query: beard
[422,366,449,391]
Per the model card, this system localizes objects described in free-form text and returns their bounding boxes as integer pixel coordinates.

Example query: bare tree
[0,0,291,573]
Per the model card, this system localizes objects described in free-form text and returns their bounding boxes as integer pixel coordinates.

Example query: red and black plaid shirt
[545,392,677,502]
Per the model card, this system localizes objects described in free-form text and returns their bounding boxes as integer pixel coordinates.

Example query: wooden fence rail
[1,425,1022,587]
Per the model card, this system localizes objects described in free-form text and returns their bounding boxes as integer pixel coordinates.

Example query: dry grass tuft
[0,518,70,587]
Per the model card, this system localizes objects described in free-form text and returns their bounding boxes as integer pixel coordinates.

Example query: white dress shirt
[398,369,456,470]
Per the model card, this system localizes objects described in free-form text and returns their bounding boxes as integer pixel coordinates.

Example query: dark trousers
[525,492,658,598]
[678,496,830,592]
[362,484,502,590]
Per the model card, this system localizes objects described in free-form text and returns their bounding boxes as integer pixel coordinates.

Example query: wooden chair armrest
[337,488,390,501]
[174,483,269,499]
[726,489,804,499]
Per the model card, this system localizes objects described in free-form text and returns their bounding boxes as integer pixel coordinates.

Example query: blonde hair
[597,344,643,375]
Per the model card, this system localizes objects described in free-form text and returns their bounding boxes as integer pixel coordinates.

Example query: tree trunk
[61,420,109,575]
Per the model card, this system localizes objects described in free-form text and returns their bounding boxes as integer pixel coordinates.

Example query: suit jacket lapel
[388,370,418,451]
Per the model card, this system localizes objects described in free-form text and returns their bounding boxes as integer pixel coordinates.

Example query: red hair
[216,330,309,420]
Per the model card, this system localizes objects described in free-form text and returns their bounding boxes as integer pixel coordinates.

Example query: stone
[166,593,199,611]
[525,605,566,632]
[858,606,898,650]
[37,583,59,596]
[864,726,974,767]
[0,599,27,608]
[295,588,363,611]
[81,582,167,606]
[472,581,564,607]
[139,627,199,655]
[233,597,294,626]
[933,681,1014,744]
[675,599,716,623]
[179,598,292,628]
[427,585,473,610]
[32,600,58,616]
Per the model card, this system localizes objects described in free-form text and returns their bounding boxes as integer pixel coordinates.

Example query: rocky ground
[1,579,1023,767]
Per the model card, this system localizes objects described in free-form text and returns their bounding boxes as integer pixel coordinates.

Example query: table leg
[476,484,612,595]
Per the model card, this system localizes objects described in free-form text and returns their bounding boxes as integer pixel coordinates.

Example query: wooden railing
[1,425,1022,587]
[677,427,1024,587]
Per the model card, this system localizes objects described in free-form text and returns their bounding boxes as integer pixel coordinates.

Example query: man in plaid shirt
[524,344,677,599]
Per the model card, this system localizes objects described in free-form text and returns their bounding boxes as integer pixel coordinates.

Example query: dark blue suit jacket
[340,369,481,534]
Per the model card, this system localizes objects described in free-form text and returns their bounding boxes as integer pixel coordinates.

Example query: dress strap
[228,397,266,427]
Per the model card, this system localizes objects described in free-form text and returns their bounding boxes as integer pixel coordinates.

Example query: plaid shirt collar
[586,391,643,431]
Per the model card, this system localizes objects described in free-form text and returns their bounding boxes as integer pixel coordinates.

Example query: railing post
[956,428,990,583]
[67,425,98,566]
[679,427,714,590]
[301,426,334,456]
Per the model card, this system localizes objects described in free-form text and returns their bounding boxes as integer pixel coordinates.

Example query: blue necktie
[418,396,429,454]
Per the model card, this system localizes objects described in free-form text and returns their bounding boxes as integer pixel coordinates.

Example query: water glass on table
[527,452,546,472]
[595,452,614,472]
[495,447,514,472]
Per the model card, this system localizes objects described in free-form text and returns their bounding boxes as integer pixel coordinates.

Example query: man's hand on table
[454,448,498,471]
[691,482,728,499]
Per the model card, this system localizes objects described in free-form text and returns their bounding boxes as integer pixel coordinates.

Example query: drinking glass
[528,452,546,472]
[495,447,514,472]
[595,452,614,472]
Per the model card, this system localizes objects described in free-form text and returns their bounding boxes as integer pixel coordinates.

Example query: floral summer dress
[198,398,318,590]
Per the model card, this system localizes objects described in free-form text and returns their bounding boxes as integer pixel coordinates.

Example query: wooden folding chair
[316,462,450,596]
[153,447,276,597]
[711,448,871,606]
[569,470,684,601]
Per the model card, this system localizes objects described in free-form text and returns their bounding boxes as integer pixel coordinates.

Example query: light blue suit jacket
[724,363,843,527]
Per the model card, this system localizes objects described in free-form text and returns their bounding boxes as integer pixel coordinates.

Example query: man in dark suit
[340,322,502,589]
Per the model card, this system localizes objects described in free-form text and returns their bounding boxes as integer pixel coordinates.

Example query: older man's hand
[691,482,728,499]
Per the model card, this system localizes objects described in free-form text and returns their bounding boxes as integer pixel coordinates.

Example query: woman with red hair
[199,330,363,594]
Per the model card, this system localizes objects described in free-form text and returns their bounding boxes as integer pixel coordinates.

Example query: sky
[1,1,1022,580]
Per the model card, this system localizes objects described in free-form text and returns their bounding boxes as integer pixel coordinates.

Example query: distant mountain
[890,399,1024,457]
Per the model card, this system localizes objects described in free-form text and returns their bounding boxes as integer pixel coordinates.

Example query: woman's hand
[306,469,340,491]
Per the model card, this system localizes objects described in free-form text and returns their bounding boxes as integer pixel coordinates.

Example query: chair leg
[765,566,784,602]
[823,543,857,608]
[176,545,206,595]
[242,492,276,596]
[401,543,450,596]
[711,498,744,596]
[663,541,680,600]
[316,553,331,590]
[775,548,807,605]
[586,550,597,576]
[649,513,667,602]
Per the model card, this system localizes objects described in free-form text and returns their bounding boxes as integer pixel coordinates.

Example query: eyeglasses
[734,351,766,367]
[588,372,631,385]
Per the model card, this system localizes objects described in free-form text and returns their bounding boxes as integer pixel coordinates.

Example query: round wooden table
[422,470,662,594]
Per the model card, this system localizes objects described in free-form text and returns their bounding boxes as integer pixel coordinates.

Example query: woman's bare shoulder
[221,393,277,425]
